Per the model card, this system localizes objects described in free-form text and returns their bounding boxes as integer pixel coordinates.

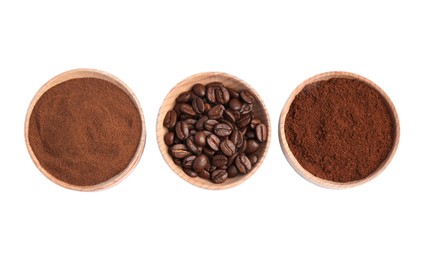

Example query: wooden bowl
[24,69,146,191]
[279,71,400,189]
[157,72,271,190]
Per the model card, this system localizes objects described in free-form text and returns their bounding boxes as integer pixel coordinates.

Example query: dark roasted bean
[212,154,228,167]
[223,109,237,123]
[206,85,216,103]
[183,168,198,178]
[211,169,228,184]
[163,110,177,129]
[247,154,258,165]
[193,154,209,173]
[235,154,252,174]
[228,88,239,98]
[215,86,230,104]
[220,139,236,156]
[186,136,203,155]
[192,96,205,114]
[207,134,221,151]
[194,131,207,147]
[208,104,225,119]
[203,147,216,157]
[240,90,255,104]
[180,103,197,116]
[255,123,267,142]
[170,144,192,159]
[227,165,239,178]
[245,139,260,154]
[239,103,253,114]
[192,83,206,97]
[182,155,196,169]
[229,98,242,111]
[227,152,239,167]
[164,132,175,146]
[204,119,219,131]
[196,115,209,131]
[250,119,262,129]
[176,91,192,103]
[214,123,233,137]
[237,113,252,128]
[230,130,244,148]
[175,121,189,140]
[173,158,182,167]
[198,169,210,180]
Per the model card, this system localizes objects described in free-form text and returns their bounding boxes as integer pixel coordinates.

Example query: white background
[0,1,423,259]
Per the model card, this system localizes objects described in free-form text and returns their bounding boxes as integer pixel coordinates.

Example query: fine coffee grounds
[285,77,395,183]
[164,82,268,184]
[28,77,142,186]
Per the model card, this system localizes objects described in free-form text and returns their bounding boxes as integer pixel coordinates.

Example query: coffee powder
[28,78,142,186]
[285,77,395,183]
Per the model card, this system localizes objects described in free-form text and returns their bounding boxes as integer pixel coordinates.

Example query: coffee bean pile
[163,82,268,184]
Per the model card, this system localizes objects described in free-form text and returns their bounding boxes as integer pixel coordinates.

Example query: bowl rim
[24,68,147,191]
[279,71,400,189]
[156,71,271,190]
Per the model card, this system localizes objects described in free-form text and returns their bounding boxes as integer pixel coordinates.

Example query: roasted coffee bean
[220,139,236,156]
[176,91,192,103]
[204,103,211,112]
[180,103,197,116]
[182,155,196,169]
[196,115,209,131]
[204,119,219,131]
[240,103,253,114]
[228,88,239,98]
[237,113,252,128]
[203,147,216,157]
[246,131,255,139]
[230,130,243,148]
[192,83,206,97]
[207,134,221,151]
[206,85,216,103]
[175,121,189,140]
[208,164,217,172]
[239,139,247,154]
[223,109,238,123]
[170,144,192,159]
[193,154,209,173]
[214,123,233,137]
[173,158,182,167]
[164,132,175,146]
[212,154,228,167]
[250,119,262,129]
[208,104,225,119]
[239,126,248,136]
[235,154,252,174]
[211,169,228,184]
[163,110,177,129]
[215,86,230,104]
[240,90,255,104]
[185,118,197,126]
[206,82,224,89]
[194,131,207,147]
[245,139,260,154]
[192,96,205,114]
[229,98,242,111]
[173,103,183,117]
[183,168,198,178]
[247,154,258,165]
[186,136,203,155]
[227,165,239,178]
[255,123,267,142]
[227,152,239,167]
[198,169,210,179]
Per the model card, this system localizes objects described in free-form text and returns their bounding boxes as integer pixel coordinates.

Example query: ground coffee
[28,78,142,186]
[285,77,394,183]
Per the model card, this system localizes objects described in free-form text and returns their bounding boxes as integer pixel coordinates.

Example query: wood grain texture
[156,72,271,190]
[24,69,146,191]
[279,71,400,189]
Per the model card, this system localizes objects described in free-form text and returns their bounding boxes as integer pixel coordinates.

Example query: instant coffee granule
[28,78,142,186]
[285,77,395,183]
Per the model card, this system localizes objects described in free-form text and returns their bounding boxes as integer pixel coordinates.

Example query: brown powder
[28,78,142,186]
[285,77,395,182]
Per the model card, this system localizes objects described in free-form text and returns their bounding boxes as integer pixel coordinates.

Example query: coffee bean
[173,158,182,167]
[164,132,175,146]
[196,115,209,131]
[198,169,210,179]
[235,154,251,174]
[208,164,217,172]
[211,169,228,184]
[193,154,209,173]
[203,146,216,157]
[227,152,239,167]
[229,98,242,111]
[170,144,192,159]
[173,103,183,117]
[183,168,198,178]
[250,119,262,129]
[240,103,253,114]
[185,118,197,126]
[175,121,189,140]
[223,109,238,123]
[176,91,192,103]
[186,136,202,155]
[208,104,225,119]
[220,139,236,156]
[237,113,252,128]
[246,131,255,139]
[182,155,196,169]
[255,123,267,142]
[163,110,177,129]
[245,139,260,154]
[207,134,221,151]
[247,154,258,165]
[228,88,239,98]
[180,103,197,116]
[240,90,255,104]
[206,85,216,103]
[192,96,205,114]
[194,131,206,147]
[227,165,239,178]
[215,86,230,104]
[214,123,233,137]
[192,83,206,97]
[204,103,211,112]
[239,139,247,154]
[204,119,219,131]
[212,154,228,167]
[230,130,244,148]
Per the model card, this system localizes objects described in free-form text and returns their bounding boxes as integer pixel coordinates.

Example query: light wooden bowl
[157,72,271,190]
[279,71,400,189]
[24,69,146,191]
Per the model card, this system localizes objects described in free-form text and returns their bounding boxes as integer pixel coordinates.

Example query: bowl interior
[157,72,271,190]
[25,69,146,191]
[279,71,400,189]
